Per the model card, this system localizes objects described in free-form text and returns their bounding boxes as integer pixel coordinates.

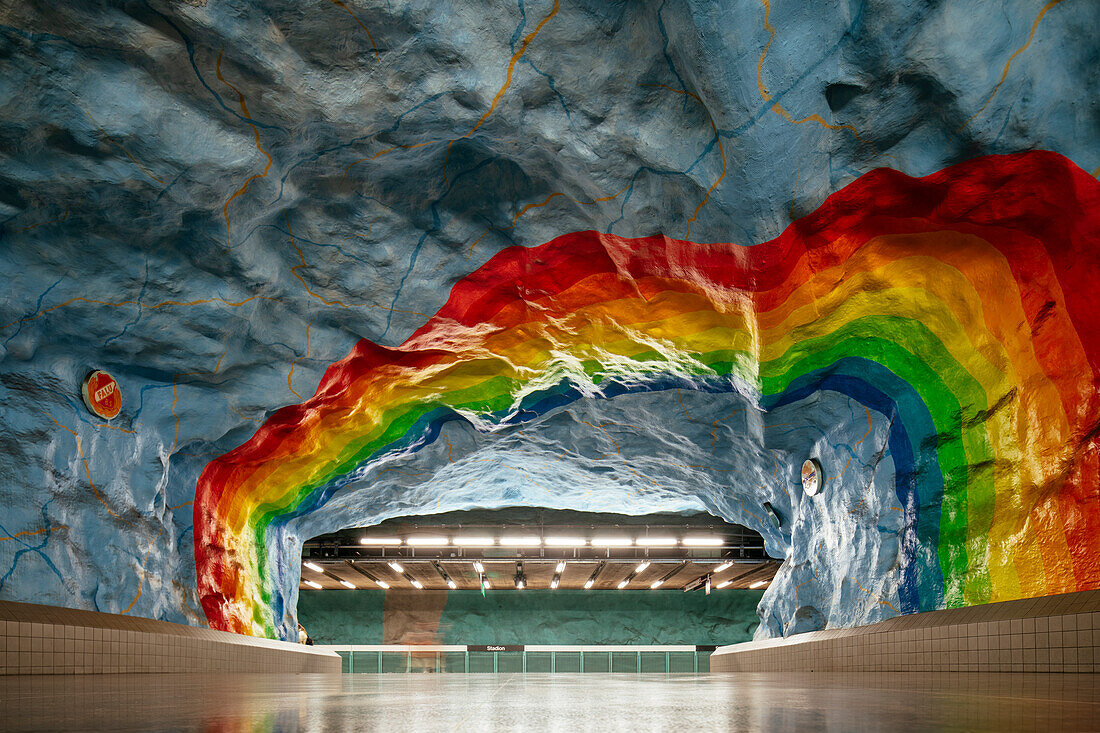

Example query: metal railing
[319,645,715,674]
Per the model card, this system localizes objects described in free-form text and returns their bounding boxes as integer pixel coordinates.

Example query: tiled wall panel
[0,601,339,675]
[712,589,1100,673]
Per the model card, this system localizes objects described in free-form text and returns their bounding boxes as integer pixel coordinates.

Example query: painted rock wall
[297,589,764,646]
[1,1,1097,639]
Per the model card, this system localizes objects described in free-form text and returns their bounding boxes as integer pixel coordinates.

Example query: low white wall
[713,589,1100,673]
[0,600,339,675]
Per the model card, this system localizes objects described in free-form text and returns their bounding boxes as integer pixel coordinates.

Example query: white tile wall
[0,600,339,675]
[712,589,1100,673]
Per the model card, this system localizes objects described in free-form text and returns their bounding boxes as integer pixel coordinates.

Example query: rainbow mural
[196,151,1100,638]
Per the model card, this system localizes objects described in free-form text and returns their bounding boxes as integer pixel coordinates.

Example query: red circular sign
[82,370,121,420]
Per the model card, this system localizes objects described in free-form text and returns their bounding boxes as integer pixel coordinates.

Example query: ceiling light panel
[405,536,449,546]
[453,536,495,547]
[303,562,323,573]
[304,580,322,589]
[590,537,633,547]
[544,536,587,547]
[359,537,401,545]
[682,536,724,547]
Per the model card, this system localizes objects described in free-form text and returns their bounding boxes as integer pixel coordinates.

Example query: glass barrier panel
[640,652,667,673]
[381,652,409,673]
[611,651,638,673]
[554,652,581,673]
[525,651,552,673]
[468,651,495,673]
[668,652,695,673]
[582,651,610,673]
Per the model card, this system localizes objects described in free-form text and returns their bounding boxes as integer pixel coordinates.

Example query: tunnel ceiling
[1,1,1098,642]
[299,508,776,592]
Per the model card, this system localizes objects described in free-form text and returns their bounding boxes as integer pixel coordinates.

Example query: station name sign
[467,645,524,652]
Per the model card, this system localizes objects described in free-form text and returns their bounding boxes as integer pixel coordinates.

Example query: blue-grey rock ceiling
[0,0,1096,634]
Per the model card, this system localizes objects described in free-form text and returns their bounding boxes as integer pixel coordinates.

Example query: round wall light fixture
[801,458,823,496]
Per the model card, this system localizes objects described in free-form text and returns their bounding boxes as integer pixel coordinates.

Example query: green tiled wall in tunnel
[298,589,763,645]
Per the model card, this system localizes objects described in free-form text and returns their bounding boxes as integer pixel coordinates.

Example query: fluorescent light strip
[551,577,559,589]
[584,579,594,589]
[555,561,566,574]
[472,561,484,574]
[544,536,587,547]
[339,580,356,589]
[717,580,732,589]
[405,536,449,547]
[483,579,491,590]
[617,580,628,589]
[634,561,650,573]
[636,537,677,547]
[682,536,723,547]
[713,561,734,573]
[750,580,768,589]
[499,535,541,547]
[453,536,495,547]
[359,537,401,545]
[304,580,322,589]
[388,561,404,573]
[376,580,390,589]
[410,579,424,589]
[303,562,323,573]
[590,537,632,547]
[447,580,457,590]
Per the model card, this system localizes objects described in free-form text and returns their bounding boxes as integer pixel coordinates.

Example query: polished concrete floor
[1,672,1098,732]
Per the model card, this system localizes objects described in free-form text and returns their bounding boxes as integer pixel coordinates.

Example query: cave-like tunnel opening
[4,0,1100,725]
[295,508,780,649]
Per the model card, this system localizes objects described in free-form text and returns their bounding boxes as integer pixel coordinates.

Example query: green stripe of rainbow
[196,151,1100,637]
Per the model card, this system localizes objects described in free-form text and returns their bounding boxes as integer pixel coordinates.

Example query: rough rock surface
[0,1,1097,638]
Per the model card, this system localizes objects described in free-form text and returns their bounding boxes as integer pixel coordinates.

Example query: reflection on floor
[1,672,1098,731]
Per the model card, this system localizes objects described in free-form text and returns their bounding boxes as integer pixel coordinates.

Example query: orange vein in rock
[285,213,429,317]
[76,103,165,184]
[846,575,899,612]
[647,84,728,237]
[324,0,380,62]
[0,295,278,334]
[756,0,872,146]
[466,179,633,258]
[442,0,560,180]
[957,0,1068,133]
[0,525,66,542]
[217,48,273,249]
[287,319,313,399]
[13,205,69,234]
[121,548,149,614]
[45,413,130,524]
